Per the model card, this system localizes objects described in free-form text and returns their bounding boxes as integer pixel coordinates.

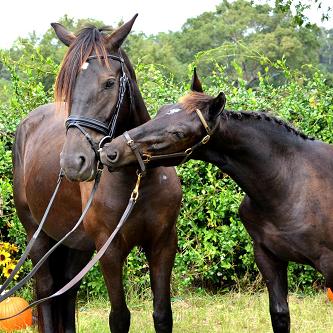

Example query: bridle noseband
[123,108,213,171]
[65,54,130,161]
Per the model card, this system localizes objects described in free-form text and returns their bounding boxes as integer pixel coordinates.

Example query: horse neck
[128,78,151,126]
[202,112,308,208]
[113,57,150,136]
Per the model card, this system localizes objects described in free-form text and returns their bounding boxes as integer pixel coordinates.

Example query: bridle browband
[65,53,130,160]
[123,108,213,170]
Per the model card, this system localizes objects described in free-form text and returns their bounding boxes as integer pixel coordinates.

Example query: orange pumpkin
[327,288,333,302]
[0,297,32,331]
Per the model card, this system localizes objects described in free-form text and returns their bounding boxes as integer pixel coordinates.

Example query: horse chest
[82,167,181,245]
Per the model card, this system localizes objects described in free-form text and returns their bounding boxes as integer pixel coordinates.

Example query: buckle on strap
[123,131,146,173]
[201,135,211,145]
[142,154,152,163]
[131,172,143,201]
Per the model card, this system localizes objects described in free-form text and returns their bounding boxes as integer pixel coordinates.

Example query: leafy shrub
[0,46,332,298]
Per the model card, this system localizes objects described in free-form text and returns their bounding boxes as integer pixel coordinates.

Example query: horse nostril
[78,155,86,168]
[107,150,118,162]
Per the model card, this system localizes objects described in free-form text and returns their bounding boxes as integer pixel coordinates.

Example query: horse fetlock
[153,309,173,333]
[270,310,290,333]
[109,308,130,333]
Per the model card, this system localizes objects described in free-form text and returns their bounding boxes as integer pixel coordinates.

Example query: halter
[123,108,212,169]
[65,54,130,159]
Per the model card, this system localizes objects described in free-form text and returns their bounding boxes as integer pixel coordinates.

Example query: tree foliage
[0,0,332,86]
[275,0,331,26]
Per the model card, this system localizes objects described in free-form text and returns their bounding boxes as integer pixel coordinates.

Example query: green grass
[5,292,333,332]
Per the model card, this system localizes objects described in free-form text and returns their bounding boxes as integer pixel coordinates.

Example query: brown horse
[13,16,181,333]
[100,71,333,333]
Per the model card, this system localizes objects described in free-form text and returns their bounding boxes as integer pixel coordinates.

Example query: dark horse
[13,16,181,333]
[100,72,333,333]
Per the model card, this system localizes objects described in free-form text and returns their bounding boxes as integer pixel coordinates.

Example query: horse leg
[22,213,92,332]
[254,243,290,333]
[14,175,56,331]
[98,242,130,333]
[51,246,93,333]
[144,228,177,333]
[28,231,57,333]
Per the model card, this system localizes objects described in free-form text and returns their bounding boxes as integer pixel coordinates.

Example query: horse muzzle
[60,151,97,182]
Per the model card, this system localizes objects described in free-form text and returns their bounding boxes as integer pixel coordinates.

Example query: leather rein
[0,53,140,320]
[123,108,212,167]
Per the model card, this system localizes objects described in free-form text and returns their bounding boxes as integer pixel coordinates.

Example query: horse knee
[153,309,172,333]
[36,275,54,297]
[270,307,290,333]
[109,308,130,333]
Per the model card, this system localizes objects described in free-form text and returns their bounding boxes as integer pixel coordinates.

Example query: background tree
[274,0,331,26]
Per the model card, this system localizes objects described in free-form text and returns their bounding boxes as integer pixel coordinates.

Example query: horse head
[53,15,138,181]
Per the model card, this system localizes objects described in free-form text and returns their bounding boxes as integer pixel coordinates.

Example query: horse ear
[190,68,203,92]
[106,14,138,50]
[209,92,226,119]
[51,23,76,47]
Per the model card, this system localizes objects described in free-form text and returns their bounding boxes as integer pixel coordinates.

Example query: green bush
[0,47,332,298]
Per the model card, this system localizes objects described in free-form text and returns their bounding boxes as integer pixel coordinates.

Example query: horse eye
[173,131,185,139]
[104,79,115,90]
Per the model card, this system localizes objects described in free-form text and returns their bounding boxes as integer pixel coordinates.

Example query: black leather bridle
[65,54,131,159]
[0,54,141,319]
[123,108,213,170]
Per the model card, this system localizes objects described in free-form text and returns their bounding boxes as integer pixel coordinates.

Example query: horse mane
[227,110,312,140]
[54,26,113,114]
[179,92,312,141]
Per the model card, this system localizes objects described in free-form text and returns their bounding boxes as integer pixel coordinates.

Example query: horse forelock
[178,92,215,114]
[54,26,112,114]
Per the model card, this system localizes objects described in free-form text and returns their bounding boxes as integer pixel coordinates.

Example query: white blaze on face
[160,174,168,184]
[166,108,182,115]
[81,62,89,70]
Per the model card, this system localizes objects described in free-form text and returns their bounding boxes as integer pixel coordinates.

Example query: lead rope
[0,171,143,320]
[0,169,64,295]
[0,169,102,303]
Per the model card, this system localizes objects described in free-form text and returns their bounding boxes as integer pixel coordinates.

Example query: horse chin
[62,165,97,182]
[84,167,98,182]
